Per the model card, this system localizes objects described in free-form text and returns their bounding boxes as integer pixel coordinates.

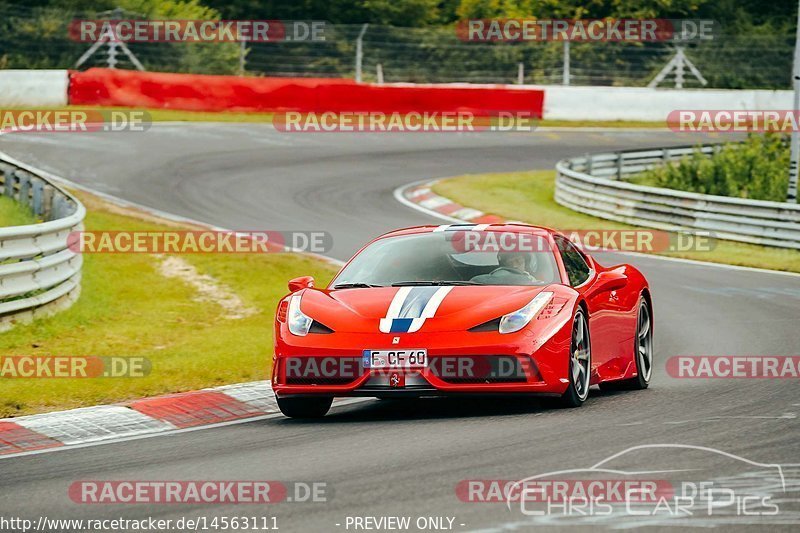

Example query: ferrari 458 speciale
[272,224,653,418]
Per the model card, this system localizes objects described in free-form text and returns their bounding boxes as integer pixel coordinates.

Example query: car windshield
[331,231,560,287]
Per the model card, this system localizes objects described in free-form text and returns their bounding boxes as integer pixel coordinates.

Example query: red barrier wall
[69,69,544,116]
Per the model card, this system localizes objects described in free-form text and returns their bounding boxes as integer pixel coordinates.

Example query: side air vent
[468,317,501,332]
[309,320,334,334]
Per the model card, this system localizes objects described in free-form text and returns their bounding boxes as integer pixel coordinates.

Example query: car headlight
[287,294,313,336]
[499,292,554,334]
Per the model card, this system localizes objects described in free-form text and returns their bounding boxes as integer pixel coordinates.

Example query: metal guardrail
[555,144,800,250]
[0,153,85,329]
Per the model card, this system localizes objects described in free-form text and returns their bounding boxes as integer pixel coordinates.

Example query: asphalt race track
[0,125,798,531]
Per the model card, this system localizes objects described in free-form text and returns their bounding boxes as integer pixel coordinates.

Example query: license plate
[363,349,427,369]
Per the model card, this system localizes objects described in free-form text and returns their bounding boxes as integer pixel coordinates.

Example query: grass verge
[0,191,339,417]
[0,196,37,226]
[3,106,276,124]
[433,170,800,273]
[95,106,277,123]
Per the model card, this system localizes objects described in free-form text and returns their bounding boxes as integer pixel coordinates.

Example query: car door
[553,236,622,379]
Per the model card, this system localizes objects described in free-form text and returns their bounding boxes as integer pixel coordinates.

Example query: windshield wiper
[391,280,482,286]
[332,283,384,289]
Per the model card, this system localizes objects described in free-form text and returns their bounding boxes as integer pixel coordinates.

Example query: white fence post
[355,23,369,82]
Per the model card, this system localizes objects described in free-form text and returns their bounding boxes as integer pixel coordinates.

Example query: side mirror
[288,276,315,293]
[594,270,628,293]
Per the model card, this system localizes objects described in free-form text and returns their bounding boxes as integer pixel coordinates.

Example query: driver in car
[471,251,541,285]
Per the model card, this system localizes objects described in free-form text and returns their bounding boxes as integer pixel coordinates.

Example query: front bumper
[272,326,572,398]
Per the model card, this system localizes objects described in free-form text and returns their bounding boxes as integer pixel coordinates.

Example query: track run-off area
[0,125,798,531]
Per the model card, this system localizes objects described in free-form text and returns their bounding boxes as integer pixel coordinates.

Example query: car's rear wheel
[559,308,591,408]
[277,396,333,418]
[600,298,652,391]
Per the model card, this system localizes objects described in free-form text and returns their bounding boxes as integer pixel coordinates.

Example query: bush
[640,133,791,202]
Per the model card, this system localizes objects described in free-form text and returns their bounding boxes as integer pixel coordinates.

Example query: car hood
[298,285,556,333]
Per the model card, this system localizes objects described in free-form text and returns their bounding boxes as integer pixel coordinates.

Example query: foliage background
[0,0,795,87]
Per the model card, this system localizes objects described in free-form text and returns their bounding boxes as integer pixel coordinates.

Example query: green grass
[3,106,276,124]
[0,191,338,417]
[433,170,800,273]
[0,196,37,226]
[107,107,277,123]
[532,119,664,129]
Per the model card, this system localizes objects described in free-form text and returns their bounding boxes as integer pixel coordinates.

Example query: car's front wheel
[277,396,333,418]
[559,308,591,408]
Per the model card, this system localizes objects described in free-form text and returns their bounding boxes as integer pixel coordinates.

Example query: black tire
[277,396,333,418]
[599,298,652,392]
[559,308,591,408]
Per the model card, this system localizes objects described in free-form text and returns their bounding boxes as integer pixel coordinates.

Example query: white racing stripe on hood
[379,286,454,333]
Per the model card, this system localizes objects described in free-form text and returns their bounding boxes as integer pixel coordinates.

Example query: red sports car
[272,224,653,418]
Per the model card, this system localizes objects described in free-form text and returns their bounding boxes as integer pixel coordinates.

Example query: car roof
[377,223,555,239]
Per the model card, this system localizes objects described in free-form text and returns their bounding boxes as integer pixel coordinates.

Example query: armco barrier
[0,153,85,330]
[555,145,800,249]
[3,69,794,122]
[68,68,545,116]
[0,70,69,107]
[535,85,793,122]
